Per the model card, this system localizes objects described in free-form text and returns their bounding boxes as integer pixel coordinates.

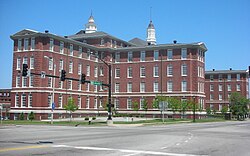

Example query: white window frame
[140,51,145,62]
[86,65,90,76]
[154,50,159,61]
[236,84,241,91]
[115,68,120,78]
[29,75,34,87]
[60,41,64,54]
[115,52,120,63]
[153,82,159,93]
[59,59,64,70]
[30,56,34,69]
[17,57,21,70]
[127,98,132,109]
[18,39,22,51]
[153,65,159,77]
[167,49,173,60]
[15,94,19,107]
[236,74,240,81]
[115,83,120,93]
[182,81,187,92]
[49,38,54,51]
[22,77,28,87]
[167,64,173,77]
[24,38,29,51]
[140,82,145,92]
[69,61,73,73]
[31,37,35,50]
[181,48,187,59]
[127,67,132,78]
[140,66,146,77]
[181,64,187,76]
[28,94,32,107]
[127,82,132,93]
[128,51,133,62]
[68,80,72,90]
[78,63,82,75]
[94,66,98,77]
[167,81,173,92]
[70,44,73,56]
[21,94,26,107]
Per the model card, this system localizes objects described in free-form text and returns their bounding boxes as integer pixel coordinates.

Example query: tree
[168,97,180,120]
[132,101,139,113]
[221,106,228,115]
[19,112,24,120]
[229,92,249,120]
[63,97,78,121]
[180,100,190,119]
[206,107,212,115]
[142,98,148,119]
[28,111,35,121]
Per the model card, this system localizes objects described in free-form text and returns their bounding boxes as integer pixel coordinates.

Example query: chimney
[230,68,232,70]
[173,40,177,44]
[45,30,49,33]
[213,69,215,71]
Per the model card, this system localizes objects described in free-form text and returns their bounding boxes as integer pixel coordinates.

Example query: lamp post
[92,53,112,123]
[0,104,2,125]
[44,56,56,124]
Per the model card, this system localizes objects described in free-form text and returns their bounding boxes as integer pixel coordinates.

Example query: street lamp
[91,52,112,123]
[44,56,56,124]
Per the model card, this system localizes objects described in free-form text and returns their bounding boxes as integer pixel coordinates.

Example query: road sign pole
[0,104,2,125]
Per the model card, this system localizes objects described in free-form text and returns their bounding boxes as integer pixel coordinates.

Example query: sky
[0,0,249,89]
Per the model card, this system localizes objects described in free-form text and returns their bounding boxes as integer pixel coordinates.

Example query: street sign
[159,101,168,111]
[41,71,46,78]
[90,81,102,85]
[52,103,55,110]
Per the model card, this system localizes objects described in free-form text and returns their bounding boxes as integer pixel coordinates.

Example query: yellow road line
[0,145,49,152]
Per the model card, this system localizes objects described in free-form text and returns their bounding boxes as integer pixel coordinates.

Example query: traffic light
[60,70,66,81]
[22,64,28,77]
[81,74,86,84]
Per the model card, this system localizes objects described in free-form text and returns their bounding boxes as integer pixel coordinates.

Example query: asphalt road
[0,120,250,156]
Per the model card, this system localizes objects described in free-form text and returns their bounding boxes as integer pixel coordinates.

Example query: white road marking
[52,144,208,156]
[176,143,181,146]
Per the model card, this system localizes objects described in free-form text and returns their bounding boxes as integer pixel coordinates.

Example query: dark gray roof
[205,70,248,75]
[129,38,147,46]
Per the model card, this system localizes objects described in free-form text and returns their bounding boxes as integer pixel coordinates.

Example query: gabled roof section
[12,29,38,36]
[129,38,148,46]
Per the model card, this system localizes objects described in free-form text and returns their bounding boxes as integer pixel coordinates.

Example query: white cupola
[85,13,97,33]
[146,20,156,45]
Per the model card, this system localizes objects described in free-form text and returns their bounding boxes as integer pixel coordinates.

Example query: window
[140,98,145,110]
[15,94,19,107]
[115,68,120,78]
[59,94,63,108]
[167,64,173,76]
[219,94,223,100]
[210,75,214,81]
[86,65,90,76]
[48,77,52,88]
[22,77,27,87]
[78,47,82,58]
[127,82,132,93]
[140,82,145,92]
[210,84,214,91]
[94,66,98,77]
[140,51,145,61]
[94,85,98,92]
[182,81,187,92]
[127,98,132,109]
[153,82,159,92]
[87,49,90,59]
[77,81,81,91]
[115,98,119,109]
[219,104,222,111]
[49,38,54,51]
[101,38,104,45]
[181,48,187,59]
[167,81,173,92]
[28,94,32,107]
[227,84,231,91]
[128,51,133,62]
[99,66,103,76]
[167,49,173,60]
[86,97,90,109]
[59,80,63,89]
[181,64,187,76]
[16,75,21,87]
[94,97,97,109]
[219,74,223,81]
[68,80,72,90]
[140,67,145,77]
[78,96,81,109]
[86,83,90,91]
[31,37,35,50]
[18,39,22,51]
[17,57,21,70]
[210,94,214,100]
[154,50,159,61]
[48,94,52,107]
[115,52,120,62]
[24,38,29,50]
[219,84,223,91]
[69,61,73,73]
[30,57,34,69]
[227,74,231,81]
[237,74,240,81]
[59,59,63,70]
[21,94,26,107]
[127,67,132,78]
[236,84,240,91]
[60,41,64,54]
[114,41,117,48]
[78,63,82,75]
[69,44,73,56]
[29,75,34,87]
[23,57,28,65]
[153,65,159,77]
[210,104,214,109]
[48,57,53,70]
[115,83,120,93]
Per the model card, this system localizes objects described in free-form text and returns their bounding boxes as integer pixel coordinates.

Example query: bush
[92,117,96,120]
[84,117,89,120]
[19,112,24,120]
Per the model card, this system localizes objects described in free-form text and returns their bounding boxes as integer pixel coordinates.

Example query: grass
[0,117,227,126]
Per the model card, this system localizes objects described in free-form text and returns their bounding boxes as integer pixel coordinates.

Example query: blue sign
[52,103,55,110]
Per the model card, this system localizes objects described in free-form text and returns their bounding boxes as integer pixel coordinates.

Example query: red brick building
[205,69,249,111]
[0,89,11,119]
[9,15,207,120]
